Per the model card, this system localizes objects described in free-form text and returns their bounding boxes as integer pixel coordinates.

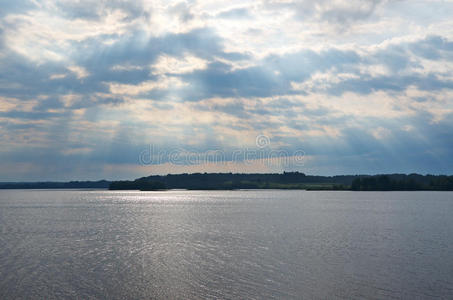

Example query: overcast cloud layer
[1,0,453,180]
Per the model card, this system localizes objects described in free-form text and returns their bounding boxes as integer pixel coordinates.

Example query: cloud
[316,0,384,24]
[409,35,453,60]
[1,0,453,180]
[263,0,388,30]
[54,0,150,21]
[167,1,194,23]
[76,27,248,75]
[0,0,37,17]
[216,8,251,19]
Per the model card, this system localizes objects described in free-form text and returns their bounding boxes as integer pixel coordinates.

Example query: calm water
[1,190,452,299]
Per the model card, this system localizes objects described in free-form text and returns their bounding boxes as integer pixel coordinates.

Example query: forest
[109,172,453,191]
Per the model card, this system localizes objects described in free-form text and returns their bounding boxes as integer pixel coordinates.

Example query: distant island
[3,172,452,191]
[0,180,110,189]
[109,173,453,191]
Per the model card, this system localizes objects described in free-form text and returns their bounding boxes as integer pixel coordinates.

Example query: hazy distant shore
[2,172,453,191]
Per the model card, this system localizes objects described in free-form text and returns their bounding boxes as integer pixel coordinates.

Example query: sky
[1,0,453,181]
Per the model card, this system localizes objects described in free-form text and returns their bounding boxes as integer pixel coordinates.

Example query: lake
[0,190,452,299]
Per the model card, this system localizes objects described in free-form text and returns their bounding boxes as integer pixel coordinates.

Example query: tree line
[109,172,453,191]
[351,175,453,191]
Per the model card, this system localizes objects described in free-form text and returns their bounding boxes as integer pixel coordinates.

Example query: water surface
[1,190,452,299]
